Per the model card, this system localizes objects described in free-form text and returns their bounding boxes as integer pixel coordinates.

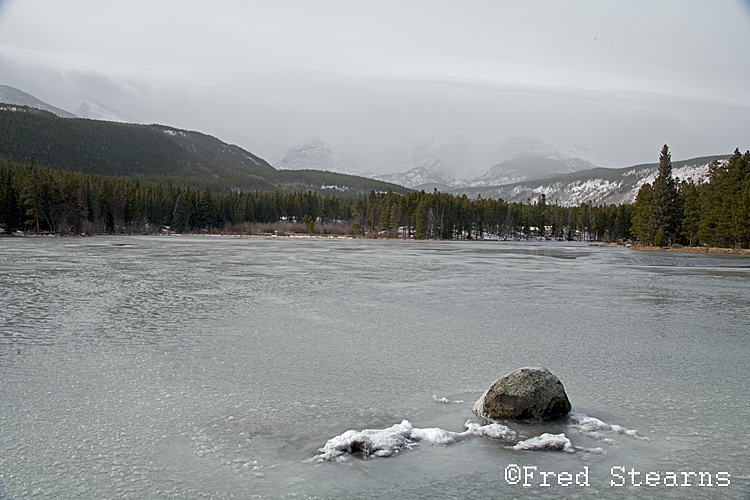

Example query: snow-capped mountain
[471,137,607,187]
[276,138,371,176]
[451,155,725,206]
[74,99,138,123]
[370,136,611,190]
[374,163,454,190]
[0,85,77,118]
[375,134,469,188]
[0,86,137,123]
[491,137,611,167]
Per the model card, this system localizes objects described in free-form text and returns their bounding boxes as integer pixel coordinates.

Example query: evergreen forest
[631,146,750,249]
[1,145,749,248]
[0,157,629,240]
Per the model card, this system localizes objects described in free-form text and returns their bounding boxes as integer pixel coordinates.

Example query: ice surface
[315,419,517,462]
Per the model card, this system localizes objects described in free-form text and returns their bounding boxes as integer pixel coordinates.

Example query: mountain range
[73,99,138,123]
[1,85,730,204]
[468,137,609,188]
[278,135,611,192]
[277,138,372,177]
[0,85,78,118]
[373,134,467,188]
[451,156,724,206]
[0,93,408,195]
[277,135,726,206]
[0,85,138,123]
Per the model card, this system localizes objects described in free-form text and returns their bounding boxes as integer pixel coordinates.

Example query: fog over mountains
[275,134,726,206]
[0,85,136,123]
[0,85,77,118]
[277,134,611,191]
[73,99,138,123]
[1,84,730,206]
[471,137,611,187]
[277,138,373,177]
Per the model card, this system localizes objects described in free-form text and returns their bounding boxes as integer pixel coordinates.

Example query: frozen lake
[1,236,748,499]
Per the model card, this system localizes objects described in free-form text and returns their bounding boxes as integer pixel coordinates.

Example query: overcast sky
[0,0,749,175]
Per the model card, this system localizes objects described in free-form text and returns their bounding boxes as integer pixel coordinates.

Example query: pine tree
[648,145,681,244]
[350,198,364,234]
[172,192,190,233]
[0,163,24,232]
[679,180,702,246]
[302,214,315,233]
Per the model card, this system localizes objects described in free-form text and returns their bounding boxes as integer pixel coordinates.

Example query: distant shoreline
[3,232,750,256]
[607,242,750,256]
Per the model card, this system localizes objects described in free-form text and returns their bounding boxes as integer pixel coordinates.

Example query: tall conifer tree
[649,145,681,244]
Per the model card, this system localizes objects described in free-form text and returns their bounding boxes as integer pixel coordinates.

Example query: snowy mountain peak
[276,138,370,176]
[74,99,138,123]
[472,137,610,187]
[0,85,77,118]
[408,134,467,181]
[377,133,471,188]
[492,137,610,167]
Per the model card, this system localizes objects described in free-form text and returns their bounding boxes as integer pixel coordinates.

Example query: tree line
[631,145,750,249]
[2,145,749,247]
[0,158,632,240]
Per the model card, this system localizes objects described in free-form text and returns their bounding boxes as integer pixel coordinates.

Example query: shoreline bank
[3,232,750,256]
[607,243,750,256]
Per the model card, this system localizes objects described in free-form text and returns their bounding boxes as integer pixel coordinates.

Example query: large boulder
[473,367,571,421]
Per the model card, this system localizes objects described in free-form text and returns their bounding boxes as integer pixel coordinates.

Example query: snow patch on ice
[569,412,650,442]
[313,411,645,462]
[432,395,465,404]
[511,433,576,453]
[314,419,516,462]
[509,432,605,454]
[464,421,517,440]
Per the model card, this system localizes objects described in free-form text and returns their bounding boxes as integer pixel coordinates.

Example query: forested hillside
[0,106,408,195]
[452,155,728,206]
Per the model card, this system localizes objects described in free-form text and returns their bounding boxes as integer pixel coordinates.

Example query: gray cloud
[1,0,748,176]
